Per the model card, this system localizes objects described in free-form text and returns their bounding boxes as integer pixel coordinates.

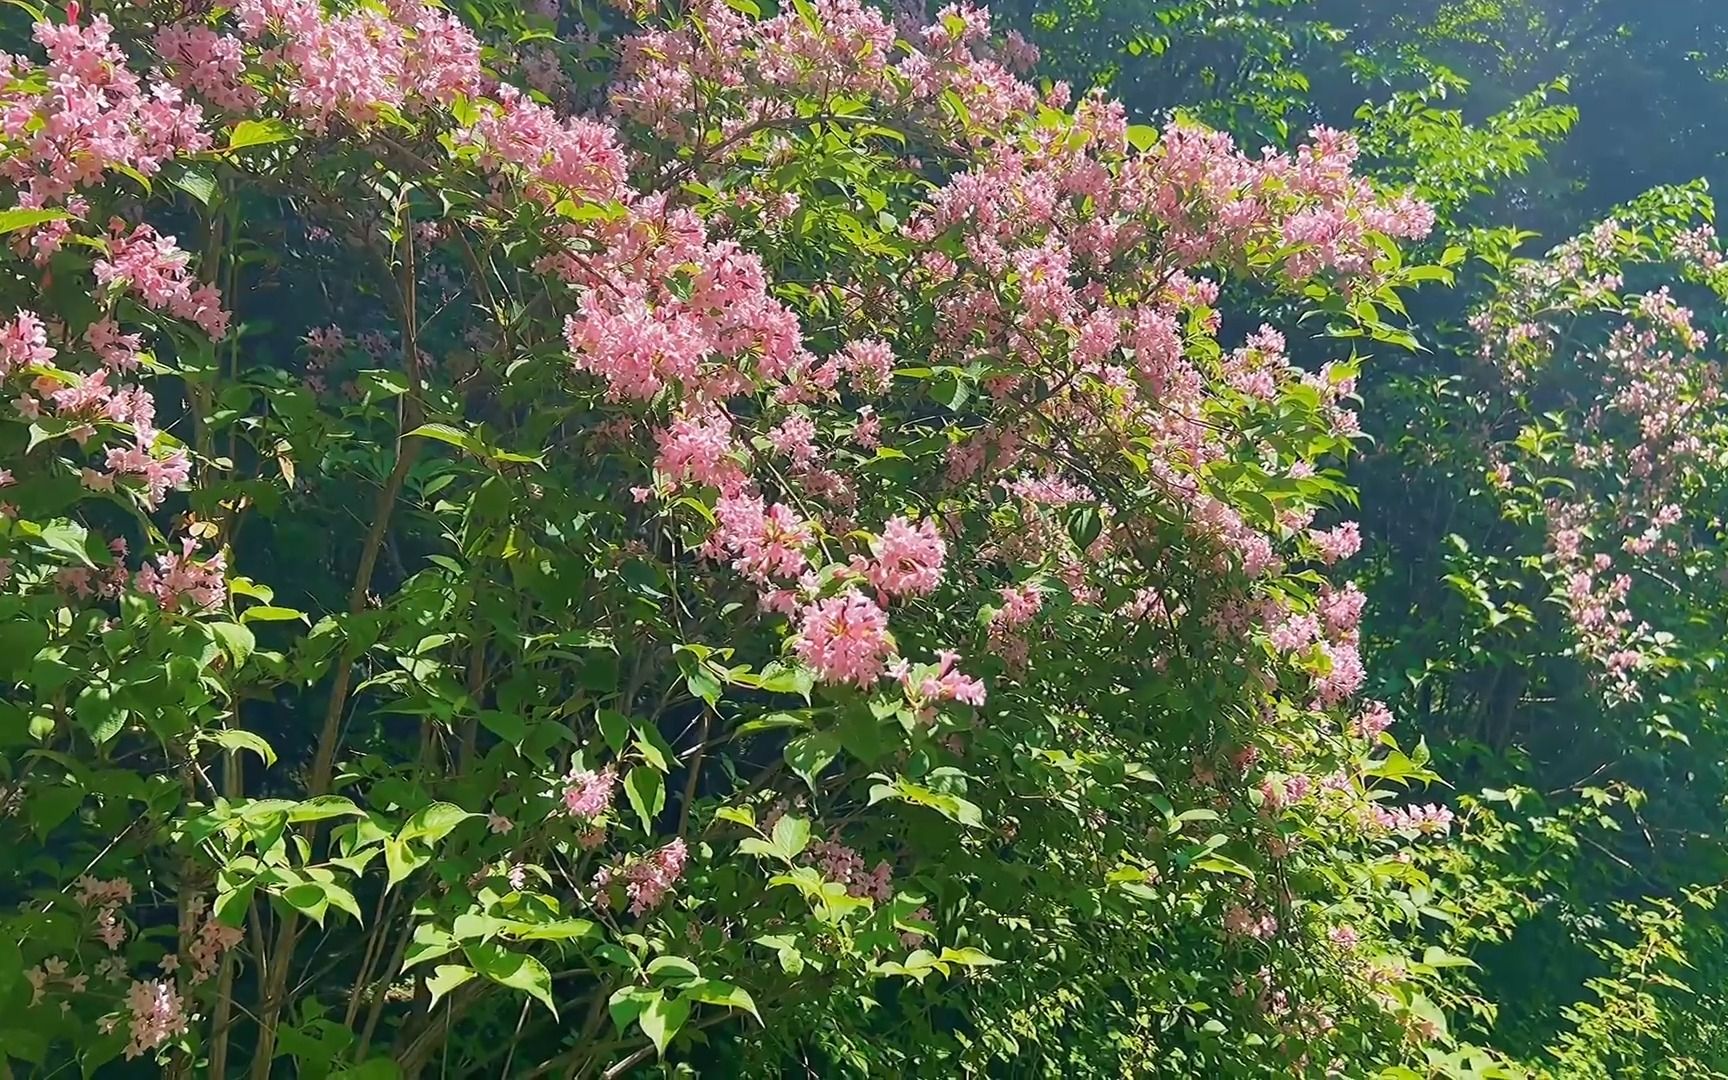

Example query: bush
[0,1,1486,1076]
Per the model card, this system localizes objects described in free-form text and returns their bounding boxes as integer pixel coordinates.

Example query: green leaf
[37,520,95,567]
[771,813,811,860]
[465,942,556,1016]
[646,955,701,986]
[241,605,309,624]
[714,805,755,829]
[682,979,761,1023]
[867,777,983,828]
[624,766,664,834]
[287,795,364,823]
[403,924,458,971]
[1190,854,1256,879]
[206,729,277,768]
[225,118,294,151]
[0,207,70,235]
[74,683,126,744]
[638,992,691,1057]
[399,802,476,845]
[609,985,659,1033]
[936,947,1001,967]
[507,918,598,943]
[425,964,475,1008]
[1421,946,1478,970]
[597,708,630,754]
[384,837,429,889]
[785,730,840,791]
[1126,124,1159,152]
[210,622,256,667]
[171,167,218,207]
[283,882,330,926]
[406,422,485,454]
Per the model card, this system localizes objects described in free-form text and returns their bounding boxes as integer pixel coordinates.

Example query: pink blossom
[809,837,894,902]
[865,515,946,598]
[134,535,226,611]
[1372,802,1454,837]
[1351,700,1394,740]
[562,765,617,819]
[839,338,894,395]
[1309,522,1361,565]
[123,978,188,1059]
[594,838,688,916]
[796,589,894,686]
[0,310,55,375]
[899,649,987,710]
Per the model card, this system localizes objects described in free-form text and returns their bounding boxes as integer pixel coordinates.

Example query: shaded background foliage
[997,0,1728,1074]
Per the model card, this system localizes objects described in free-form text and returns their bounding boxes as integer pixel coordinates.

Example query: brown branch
[250,197,427,1079]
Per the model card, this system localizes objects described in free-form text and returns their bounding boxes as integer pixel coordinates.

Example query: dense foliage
[0,0,1724,1077]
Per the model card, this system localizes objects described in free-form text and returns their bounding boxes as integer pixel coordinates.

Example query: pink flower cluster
[75,875,134,950]
[807,837,894,902]
[25,955,88,1005]
[0,310,56,377]
[134,536,227,612]
[987,582,1043,668]
[593,838,688,916]
[1351,700,1394,740]
[863,515,946,599]
[892,649,987,714]
[1309,522,1361,565]
[154,24,260,112]
[1371,802,1454,837]
[0,16,211,209]
[234,0,483,130]
[1223,903,1278,941]
[795,590,894,686]
[94,222,229,340]
[562,765,618,819]
[710,494,814,585]
[121,978,189,1059]
[177,896,243,984]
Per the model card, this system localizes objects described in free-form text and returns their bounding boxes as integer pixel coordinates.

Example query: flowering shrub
[1355,183,1728,1073]
[0,0,1480,1075]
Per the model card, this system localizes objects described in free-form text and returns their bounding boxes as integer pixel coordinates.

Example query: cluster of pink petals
[1223,903,1278,941]
[892,649,987,712]
[154,24,260,112]
[0,310,56,376]
[839,339,894,395]
[653,410,749,495]
[234,0,482,129]
[795,589,895,686]
[134,536,226,612]
[25,955,88,1005]
[808,837,894,902]
[1372,802,1454,837]
[987,582,1043,667]
[118,978,189,1059]
[1,16,211,208]
[593,838,688,916]
[863,515,946,599]
[463,85,627,203]
[1309,522,1361,565]
[94,223,229,339]
[102,443,192,509]
[75,875,134,950]
[1350,700,1394,740]
[562,765,618,819]
[711,494,813,584]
